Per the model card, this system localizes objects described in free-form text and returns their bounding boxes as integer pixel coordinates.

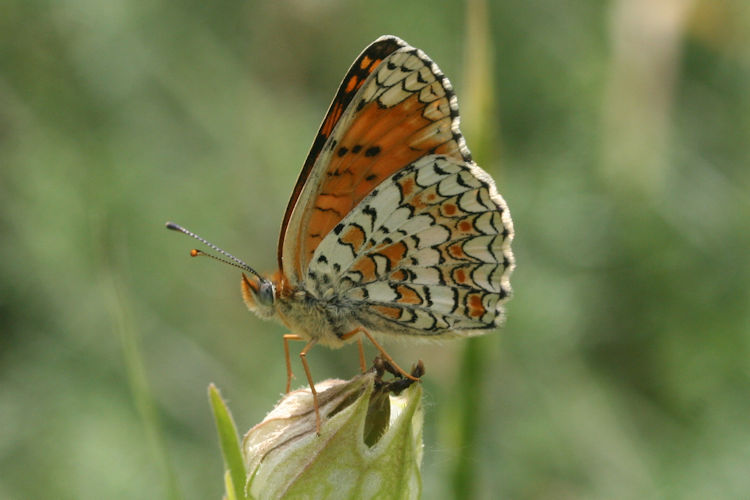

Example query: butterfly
[168,35,514,433]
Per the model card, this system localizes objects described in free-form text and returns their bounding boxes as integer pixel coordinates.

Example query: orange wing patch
[320,102,344,137]
[373,305,401,320]
[390,269,408,281]
[398,176,416,196]
[454,267,468,285]
[350,256,377,283]
[467,293,487,318]
[396,284,422,305]
[278,37,404,275]
[448,242,465,259]
[303,92,461,268]
[345,76,358,93]
[360,55,373,69]
[378,241,408,268]
[339,225,366,255]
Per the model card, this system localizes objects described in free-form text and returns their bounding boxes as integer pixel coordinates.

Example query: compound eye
[258,281,275,307]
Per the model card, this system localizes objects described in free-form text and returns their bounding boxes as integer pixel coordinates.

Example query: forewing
[307,155,514,337]
[279,36,471,283]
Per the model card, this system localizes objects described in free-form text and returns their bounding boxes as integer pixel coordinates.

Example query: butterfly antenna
[165,221,264,279]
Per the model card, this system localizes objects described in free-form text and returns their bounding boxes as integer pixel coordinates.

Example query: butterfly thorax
[242,270,356,348]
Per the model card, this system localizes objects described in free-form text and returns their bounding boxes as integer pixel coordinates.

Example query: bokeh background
[2,0,749,498]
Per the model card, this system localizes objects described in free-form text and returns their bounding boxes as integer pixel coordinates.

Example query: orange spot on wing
[345,75,358,93]
[410,193,426,209]
[374,304,401,319]
[455,268,467,283]
[444,204,457,215]
[448,242,465,259]
[360,55,373,69]
[351,257,377,282]
[364,57,382,73]
[390,269,407,281]
[340,225,366,254]
[400,177,415,196]
[396,284,421,305]
[468,293,486,318]
[320,102,343,137]
[379,241,407,267]
[459,221,472,232]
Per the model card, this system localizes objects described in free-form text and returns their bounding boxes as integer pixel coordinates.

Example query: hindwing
[306,155,514,336]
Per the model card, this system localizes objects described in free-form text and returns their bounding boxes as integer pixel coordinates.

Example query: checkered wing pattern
[280,36,472,283]
[306,155,514,336]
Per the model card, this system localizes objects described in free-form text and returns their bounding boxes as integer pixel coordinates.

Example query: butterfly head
[242,273,276,318]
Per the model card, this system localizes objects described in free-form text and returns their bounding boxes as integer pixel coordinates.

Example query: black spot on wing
[455,172,473,189]
[486,236,498,263]
[502,255,511,269]
[450,285,459,314]
[362,205,377,230]
[433,161,449,176]
[314,206,343,216]
[432,266,447,286]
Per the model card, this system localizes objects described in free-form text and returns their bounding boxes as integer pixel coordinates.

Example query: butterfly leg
[298,339,322,434]
[283,333,304,393]
[341,327,420,381]
[357,337,366,373]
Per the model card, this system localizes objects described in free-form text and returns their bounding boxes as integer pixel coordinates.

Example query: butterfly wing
[279,36,472,283]
[306,155,514,337]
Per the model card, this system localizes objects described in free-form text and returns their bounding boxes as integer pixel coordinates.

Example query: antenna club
[190,249,200,257]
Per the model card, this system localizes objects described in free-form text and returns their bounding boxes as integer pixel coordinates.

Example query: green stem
[452,338,485,499]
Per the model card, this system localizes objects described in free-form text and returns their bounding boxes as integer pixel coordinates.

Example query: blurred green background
[2,0,749,498]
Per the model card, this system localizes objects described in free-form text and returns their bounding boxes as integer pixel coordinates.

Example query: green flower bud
[242,372,423,500]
